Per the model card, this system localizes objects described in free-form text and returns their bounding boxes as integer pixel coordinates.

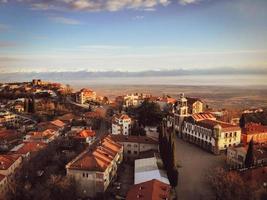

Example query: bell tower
[174,93,189,137]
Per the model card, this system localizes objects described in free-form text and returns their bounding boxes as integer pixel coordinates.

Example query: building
[76,88,96,104]
[242,123,267,144]
[186,97,204,114]
[73,128,96,144]
[110,135,158,159]
[0,130,22,151]
[173,93,189,136]
[134,155,169,185]
[24,129,59,143]
[112,113,132,135]
[182,113,241,154]
[123,93,150,108]
[126,179,171,200]
[0,111,17,126]
[66,136,123,198]
[227,144,267,169]
[37,119,66,133]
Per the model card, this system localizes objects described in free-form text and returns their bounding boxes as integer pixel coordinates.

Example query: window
[127,150,131,154]
[134,151,138,154]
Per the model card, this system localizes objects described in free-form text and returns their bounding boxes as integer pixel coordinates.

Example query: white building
[134,155,169,185]
[112,113,132,135]
[123,93,151,108]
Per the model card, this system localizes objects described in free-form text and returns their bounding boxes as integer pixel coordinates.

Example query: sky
[0,0,267,73]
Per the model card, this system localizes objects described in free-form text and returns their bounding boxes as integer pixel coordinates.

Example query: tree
[169,142,178,187]
[131,123,146,136]
[245,138,254,168]
[207,167,256,200]
[136,100,163,127]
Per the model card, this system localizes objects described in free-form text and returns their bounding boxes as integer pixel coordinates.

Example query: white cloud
[132,15,144,20]
[49,16,82,25]
[2,0,171,12]
[179,0,200,5]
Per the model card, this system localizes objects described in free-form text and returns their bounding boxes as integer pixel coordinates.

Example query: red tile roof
[126,179,171,200]
[242,122,267,135]
[197,119,240,131]
[14,142,47,155]
[0,130,21,141]
[0,154,21,170]
[191,113,216,122]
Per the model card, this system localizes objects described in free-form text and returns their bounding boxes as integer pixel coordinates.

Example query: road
[175,137,226,200]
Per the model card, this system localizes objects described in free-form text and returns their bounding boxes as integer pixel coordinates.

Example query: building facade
[182,113,241,154]
[76,88,97,104]
[110,135,158,159]
[112,114,132,135]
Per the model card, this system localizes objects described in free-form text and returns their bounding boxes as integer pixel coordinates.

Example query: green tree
[245,138,255,168]
[136,100,163,127]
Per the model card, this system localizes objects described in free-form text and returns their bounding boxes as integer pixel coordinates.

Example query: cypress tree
[245,138,254,168]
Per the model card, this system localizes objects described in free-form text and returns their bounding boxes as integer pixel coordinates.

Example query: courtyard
[175,137,226,200]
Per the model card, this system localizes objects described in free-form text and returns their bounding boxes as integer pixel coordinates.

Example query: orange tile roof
[126,179,171,200]
[50,119,65,128]
[67,135,122,172]
[0,154,21,170]
[114,113,131,120]
[77,129,96,138]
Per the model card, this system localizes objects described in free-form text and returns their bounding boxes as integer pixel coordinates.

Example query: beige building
[182,113,241,154]
[187,97,204,114]
[110,135,158,159]
[112,113,132,135]
[0,154,22,199]
[66,136,123,198]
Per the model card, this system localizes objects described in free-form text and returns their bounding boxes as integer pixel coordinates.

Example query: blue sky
[0,0,267,72]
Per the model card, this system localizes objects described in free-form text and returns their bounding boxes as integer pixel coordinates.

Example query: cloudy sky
[0,0,267,73]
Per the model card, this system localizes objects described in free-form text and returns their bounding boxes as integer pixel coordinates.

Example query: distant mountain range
[0,68,266,83]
